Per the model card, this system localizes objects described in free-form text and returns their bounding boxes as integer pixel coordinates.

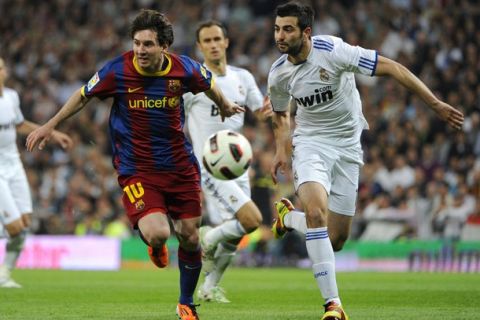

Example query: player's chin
[276,44,289,53]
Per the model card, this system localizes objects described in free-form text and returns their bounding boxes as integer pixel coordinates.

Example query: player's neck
[288,39,312,65]
[205,59,227,76]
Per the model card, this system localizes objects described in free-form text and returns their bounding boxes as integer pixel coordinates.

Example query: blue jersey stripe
[359,56,375,64]
[371,51,378,76]
[271,56,287,72]
[313,45,333,52]
[358,61,374,70]
[313,40,334,49]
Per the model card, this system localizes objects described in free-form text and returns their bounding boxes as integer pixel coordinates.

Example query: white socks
[4,230,27,270]
[284,210,307,234]
[204,242,236,289]
[204,219,246,247]
[306,227,341,305]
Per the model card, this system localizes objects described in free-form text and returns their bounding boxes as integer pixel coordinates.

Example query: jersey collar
[133,53,172,76]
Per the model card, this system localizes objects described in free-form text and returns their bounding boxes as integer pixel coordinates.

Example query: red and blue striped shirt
[81,51,213,175]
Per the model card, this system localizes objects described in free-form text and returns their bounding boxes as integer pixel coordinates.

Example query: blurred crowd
[0,0,479,244]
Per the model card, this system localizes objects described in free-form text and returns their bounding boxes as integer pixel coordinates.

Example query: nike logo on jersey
[210,155,224,167]
[128,87,142,93]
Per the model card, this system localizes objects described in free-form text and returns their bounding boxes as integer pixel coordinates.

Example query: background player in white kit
[184,20,272,303]
[268,2,464,320]
[0,57,72,288]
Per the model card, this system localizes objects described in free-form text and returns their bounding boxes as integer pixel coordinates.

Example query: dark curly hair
[130,9,174,46]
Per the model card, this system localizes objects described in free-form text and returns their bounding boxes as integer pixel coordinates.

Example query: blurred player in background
[0,57,72,288]
[184,20,272,303]
[268,2,464,320]
[26,10,243,320]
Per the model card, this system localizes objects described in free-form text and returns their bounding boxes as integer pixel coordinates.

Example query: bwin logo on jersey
[294,86,333,107]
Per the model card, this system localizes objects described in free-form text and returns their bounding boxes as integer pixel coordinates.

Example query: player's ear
[303,26,312,39]
[225,37,229,49]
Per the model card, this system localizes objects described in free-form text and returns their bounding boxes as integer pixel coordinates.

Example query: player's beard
[276,38,304,57]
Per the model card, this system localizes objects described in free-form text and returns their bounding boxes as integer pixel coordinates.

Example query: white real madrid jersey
[268,35,377,147]
[0,87,24,162]
[184,65,263,160]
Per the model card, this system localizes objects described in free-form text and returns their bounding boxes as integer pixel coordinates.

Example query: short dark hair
[195,20,228,42]
[130,9,174,46]
[275,2,314,31]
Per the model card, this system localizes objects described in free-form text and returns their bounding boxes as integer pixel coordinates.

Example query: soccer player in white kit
[184,21,272,303]
[0,57,72,288]
[267,3,464,319]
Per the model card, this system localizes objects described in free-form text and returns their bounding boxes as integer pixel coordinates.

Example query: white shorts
[201,168,251,226]
[0,162,32,225]
[291,140,363,216]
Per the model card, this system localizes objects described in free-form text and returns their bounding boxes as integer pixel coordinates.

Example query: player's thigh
[201,173,250,225]
[292,143,336,194]
[118,173,168,228]
[9,166,33,216]
[0,177,23,234]
[329,158,360,217]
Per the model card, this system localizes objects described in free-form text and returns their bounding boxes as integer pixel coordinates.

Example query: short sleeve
[183,57,213,95]
[268,77,291,112]
[81,60,117,99]
[329,36,378,76]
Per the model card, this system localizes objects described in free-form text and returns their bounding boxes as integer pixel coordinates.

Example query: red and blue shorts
[118,166,201,228]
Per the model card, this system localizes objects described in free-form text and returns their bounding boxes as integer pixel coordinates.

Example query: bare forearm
[205,85,228,110]
[47,88,90,129]
[375,56,438,107]
[272,111,291,154]
[16,120,39,136]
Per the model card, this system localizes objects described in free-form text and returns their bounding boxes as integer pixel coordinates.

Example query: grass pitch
[1,268,479,319]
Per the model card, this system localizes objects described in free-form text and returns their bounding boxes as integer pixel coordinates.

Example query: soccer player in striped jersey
[26,10,243,320]
[268,2,464,320]
[183,20,272,304]
[0,57,72,288]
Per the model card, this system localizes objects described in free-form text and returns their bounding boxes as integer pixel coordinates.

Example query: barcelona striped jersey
[81,51,213,175]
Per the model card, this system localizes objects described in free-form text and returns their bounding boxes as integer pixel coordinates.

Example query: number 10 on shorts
[123,182,145,203]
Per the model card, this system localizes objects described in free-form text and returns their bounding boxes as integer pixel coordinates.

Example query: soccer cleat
[0,279,22,288]
[321,301,349,320]
[0,265,21,288]
[176,303,200,320]
[271,198,294,239]
[199,226,216,274]
[147,244,169,268]
[197,284,231,303]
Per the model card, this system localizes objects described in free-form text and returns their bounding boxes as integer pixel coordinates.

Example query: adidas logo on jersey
[294,86,333,107]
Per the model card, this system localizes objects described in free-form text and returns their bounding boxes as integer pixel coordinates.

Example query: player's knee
[178,231,199,249]
[238,211,262,233]
[140,227,170,247]
[331,234,348,252]
[237,202,263,233]
[304,205,328,227]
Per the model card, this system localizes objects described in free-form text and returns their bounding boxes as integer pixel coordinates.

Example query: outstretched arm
[374,55,464,130]
[26,88,90,151]
[271,109,291,184]
[254,96,274,122]
[205,85,245,121]
[17,121,72,149]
